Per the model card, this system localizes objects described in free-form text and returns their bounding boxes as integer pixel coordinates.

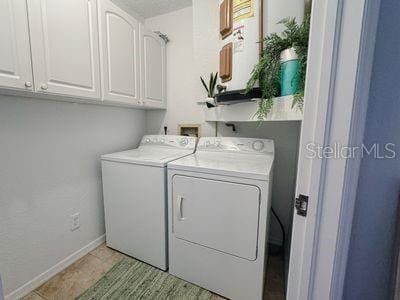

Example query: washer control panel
[198,137,274,154]
[140,135,196,149]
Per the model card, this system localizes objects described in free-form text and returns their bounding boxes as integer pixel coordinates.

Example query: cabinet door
[0,0,33,91]
[219,43,232,82]
[99,0,140,104]
[220,0,232,39]
[27,0,101,99]
[140,25,166,108]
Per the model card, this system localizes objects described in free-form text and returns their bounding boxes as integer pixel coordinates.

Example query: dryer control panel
[140,135,197,149]
[197,137,274,155]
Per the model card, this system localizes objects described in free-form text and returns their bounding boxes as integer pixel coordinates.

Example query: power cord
[271,207,285,253]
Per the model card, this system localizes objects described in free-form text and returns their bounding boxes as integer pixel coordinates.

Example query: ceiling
[115,0,192,18]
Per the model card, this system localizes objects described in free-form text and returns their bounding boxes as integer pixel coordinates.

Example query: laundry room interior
[0,0,310,299]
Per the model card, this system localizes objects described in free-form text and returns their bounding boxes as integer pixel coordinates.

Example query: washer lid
[101,135,197,167]
[168,137,274,180]
[102,147,195,167]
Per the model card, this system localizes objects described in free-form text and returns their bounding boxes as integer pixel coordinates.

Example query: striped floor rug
[76,257,214,300]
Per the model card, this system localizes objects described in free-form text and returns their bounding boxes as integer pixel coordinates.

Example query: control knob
[252,140,265,151]
[180,138,188,146]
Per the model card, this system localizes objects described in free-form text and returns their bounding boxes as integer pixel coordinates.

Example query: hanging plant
[246,12,311,119]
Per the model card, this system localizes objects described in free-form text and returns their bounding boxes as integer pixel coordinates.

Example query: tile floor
[22,244,285,300]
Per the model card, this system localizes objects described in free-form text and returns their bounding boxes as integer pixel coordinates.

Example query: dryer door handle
[178,195,185,221]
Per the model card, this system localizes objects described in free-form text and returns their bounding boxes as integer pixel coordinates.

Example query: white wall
[0,96,146,297]
[145,7,203,135]
[145,2,219,137]
[191,0,219,131]
[264,0,304,36]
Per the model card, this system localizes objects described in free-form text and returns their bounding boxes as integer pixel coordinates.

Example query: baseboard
[5,235,105,300]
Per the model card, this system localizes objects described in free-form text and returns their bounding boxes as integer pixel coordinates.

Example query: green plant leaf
[211,72,218,97]
[208,73,214,97]
[245,12,311,118]
[200,76,210,96]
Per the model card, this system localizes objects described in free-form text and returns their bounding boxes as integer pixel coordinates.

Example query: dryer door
[172,175,260,261]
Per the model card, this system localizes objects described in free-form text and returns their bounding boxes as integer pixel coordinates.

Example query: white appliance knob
[216,140,221,147]
[205,140,211,147]
[40,84,48,90]
[180,138,188,146]
[252,140,264,151]
[160,138,165,143]
[25,81,32,88]
[145,138,150,143]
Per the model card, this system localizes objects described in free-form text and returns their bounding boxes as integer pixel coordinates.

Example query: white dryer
[101,135,197,270]
[167,137,274,300]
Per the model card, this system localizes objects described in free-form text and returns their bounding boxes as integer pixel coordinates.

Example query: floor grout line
[33,290,47,300]
[87,252,103,261]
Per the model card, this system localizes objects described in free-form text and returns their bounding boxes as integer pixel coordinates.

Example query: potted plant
[200,72,218,108]
[246,12,311,119]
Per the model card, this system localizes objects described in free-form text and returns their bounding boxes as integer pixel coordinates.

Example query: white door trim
[330,0,381,296]
[287,0,381,299]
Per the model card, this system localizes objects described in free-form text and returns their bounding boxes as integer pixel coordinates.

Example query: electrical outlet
[70,213,80,231]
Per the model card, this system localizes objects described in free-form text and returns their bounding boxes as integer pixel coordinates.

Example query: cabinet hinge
[295,194,309,217]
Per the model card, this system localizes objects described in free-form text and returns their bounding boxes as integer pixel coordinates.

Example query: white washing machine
[101,135,197,270]
[167,137,274,300]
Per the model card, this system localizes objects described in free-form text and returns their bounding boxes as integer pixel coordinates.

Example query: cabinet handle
[24,81,32,88]
[178,195,185,221]
[41,84,48,90]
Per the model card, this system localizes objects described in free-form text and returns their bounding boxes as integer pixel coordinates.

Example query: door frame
[287,0,381,299]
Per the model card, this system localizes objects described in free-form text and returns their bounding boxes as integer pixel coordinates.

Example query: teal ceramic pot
[280,47,300,96]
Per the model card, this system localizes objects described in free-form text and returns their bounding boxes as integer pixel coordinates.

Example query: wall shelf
[204,95,303,122]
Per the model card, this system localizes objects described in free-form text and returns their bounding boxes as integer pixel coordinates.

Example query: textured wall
[344,0,400,298]
[110,0,144,21]
[112,0,191,19]
[145,1,219,137]
[145,7,200,136]
[190,0,219,137]
[0,96,146,296]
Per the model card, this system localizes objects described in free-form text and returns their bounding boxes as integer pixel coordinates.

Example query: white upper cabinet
[27,0,101,99]
[0,0,33,91]
[0,0,167,109]
[99,0,140,104]
[140,25,166,108]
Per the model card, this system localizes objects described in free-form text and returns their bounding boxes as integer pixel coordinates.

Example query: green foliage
[246,13,311,119]
[200,72,218,98]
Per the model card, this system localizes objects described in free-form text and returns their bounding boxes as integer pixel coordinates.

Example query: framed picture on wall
[178,124,201,137]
